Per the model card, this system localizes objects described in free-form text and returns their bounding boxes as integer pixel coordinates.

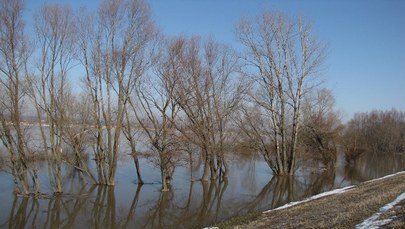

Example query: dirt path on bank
[216,171,405,229]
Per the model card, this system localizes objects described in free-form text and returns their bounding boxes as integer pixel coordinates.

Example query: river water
[0,150,404,228]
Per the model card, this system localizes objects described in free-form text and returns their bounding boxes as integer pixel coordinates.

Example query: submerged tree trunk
[123,108,144,184]
[201,152,211,182]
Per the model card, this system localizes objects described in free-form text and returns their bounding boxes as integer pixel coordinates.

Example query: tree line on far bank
[0,0,404,196]
[342,109,405,164]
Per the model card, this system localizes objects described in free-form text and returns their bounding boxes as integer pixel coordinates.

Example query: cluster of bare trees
[342,109,405,164]
[77,0,156,186]
[4,0,384,197]
[235,12,326,175]
[0,0,156,195]
[161,38,244,181]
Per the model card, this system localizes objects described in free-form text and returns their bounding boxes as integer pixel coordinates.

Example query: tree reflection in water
[2,153,405,229]
[3,179,230,228]
[7,197,38,229]
[343,153,405,184]
[6,184,93,229]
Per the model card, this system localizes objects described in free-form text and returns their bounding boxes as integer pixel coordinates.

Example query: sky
[25,0,405,121]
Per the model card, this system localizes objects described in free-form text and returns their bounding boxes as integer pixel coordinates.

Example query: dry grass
[219,172,405,229]
[379,199,405,229]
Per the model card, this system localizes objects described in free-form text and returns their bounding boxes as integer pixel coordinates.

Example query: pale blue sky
[26,0,405,120]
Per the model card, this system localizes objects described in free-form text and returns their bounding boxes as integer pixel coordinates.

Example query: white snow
[263,171,405,214]
[263,185,355,213]
[364,171,405,184]
[355,192,405,229]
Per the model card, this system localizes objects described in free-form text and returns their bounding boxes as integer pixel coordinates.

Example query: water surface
[0,152,404,229]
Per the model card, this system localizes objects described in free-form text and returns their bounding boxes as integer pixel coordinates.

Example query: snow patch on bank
[364,171,405,184]
[263,171,405,214]
[355,192,405,229]
[263,185,355,213]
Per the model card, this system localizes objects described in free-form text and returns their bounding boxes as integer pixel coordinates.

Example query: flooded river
[0,151,404,228]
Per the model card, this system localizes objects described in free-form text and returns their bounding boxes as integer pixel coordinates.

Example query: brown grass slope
[219,172,405,229]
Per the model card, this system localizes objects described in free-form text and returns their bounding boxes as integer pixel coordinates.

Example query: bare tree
[77,0,155,185]
[0,0,40,195]
[341,114,368,164]
[366,110,405,154]
[129,38,182,191]
[27,3,77,193]
[300,89,342,168]
[236,12,326,175]
[165,37,243,181]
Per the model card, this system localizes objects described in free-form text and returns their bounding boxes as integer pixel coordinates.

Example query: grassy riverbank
[214,171,405,229]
